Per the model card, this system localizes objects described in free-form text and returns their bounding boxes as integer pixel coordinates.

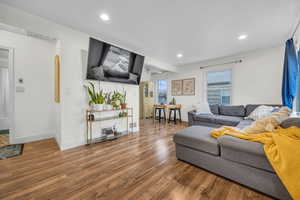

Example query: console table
[86,108,133,145]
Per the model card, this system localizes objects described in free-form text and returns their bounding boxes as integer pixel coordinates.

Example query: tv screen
[86,37,145,85]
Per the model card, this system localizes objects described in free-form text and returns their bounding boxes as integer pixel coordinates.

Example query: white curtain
[0,48,9,120]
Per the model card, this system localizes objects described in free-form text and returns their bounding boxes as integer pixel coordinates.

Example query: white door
[0,48,9,131]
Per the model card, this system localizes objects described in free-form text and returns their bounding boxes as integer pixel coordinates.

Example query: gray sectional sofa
[175,104,296,200]
[188,104,280,127]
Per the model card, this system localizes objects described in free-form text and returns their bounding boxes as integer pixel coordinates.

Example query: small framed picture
[171,80,182,96]
[182,78,195,96]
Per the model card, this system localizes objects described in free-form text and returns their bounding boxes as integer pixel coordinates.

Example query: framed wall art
[171,80,182,96]
[182,78,195,96]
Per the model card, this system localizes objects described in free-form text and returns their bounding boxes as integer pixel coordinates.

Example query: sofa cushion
[218,135,274,173]
[174,126,220,156]
[236,120,253,129]
[245,104,282,117]
[193,113,216,124]
[214,115,243,126]
[280,117,300,128]
[209,104,219,115]
[219,105,245,117]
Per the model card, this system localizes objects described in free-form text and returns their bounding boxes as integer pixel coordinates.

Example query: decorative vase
[94,104,104,111]
[120,103,127,109]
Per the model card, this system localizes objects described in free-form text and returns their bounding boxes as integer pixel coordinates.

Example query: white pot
[93,104,104,111]
[103,104,113,110]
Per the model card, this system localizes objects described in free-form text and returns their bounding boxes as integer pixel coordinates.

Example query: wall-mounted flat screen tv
[86,37,145,85]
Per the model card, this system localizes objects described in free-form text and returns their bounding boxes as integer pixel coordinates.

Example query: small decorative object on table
[169,97,176,105]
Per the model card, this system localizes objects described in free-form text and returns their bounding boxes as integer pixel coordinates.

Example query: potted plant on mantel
[84,82,106,110]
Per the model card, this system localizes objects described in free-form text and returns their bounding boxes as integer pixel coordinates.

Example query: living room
[0,0,300,199]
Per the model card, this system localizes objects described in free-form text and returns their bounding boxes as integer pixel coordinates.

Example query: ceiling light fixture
[238,34,248,40]
[176,53,183,58]
[99,13,110,22]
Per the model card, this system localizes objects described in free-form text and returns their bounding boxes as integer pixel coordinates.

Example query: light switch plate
[16,86,25,93]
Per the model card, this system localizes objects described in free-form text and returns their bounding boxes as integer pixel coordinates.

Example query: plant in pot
[120,91,127,109]
[111,91,122,109]
[84,82,106,110]
[104,92,113,110]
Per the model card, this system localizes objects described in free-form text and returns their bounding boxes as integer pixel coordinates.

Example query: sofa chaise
[175,104,297,200]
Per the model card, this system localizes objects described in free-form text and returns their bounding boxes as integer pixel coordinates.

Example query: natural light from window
[207,69,232,105]
[157,80,167,104]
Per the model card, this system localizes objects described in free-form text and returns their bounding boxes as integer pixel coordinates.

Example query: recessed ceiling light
[238,34,248,40]
[176,53,183,58]
[99,13,110,22]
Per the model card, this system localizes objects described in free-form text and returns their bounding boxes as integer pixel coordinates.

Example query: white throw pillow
[193,102,211,114]
[245,105,274,121]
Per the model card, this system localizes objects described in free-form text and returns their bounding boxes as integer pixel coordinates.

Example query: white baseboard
[10,133,54,144]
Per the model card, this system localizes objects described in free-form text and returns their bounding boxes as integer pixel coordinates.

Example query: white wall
[152,46,285,121]
[0,4,142,150]
[0,30,58,143]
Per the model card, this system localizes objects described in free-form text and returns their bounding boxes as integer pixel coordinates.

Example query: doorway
[139,81,155,119]
[0,47,12,147]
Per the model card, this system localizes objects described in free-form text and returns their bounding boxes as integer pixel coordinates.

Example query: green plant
[84,82,106,105]
[105,92,112,104]
[120,91,127,105]
[111,91,122,108]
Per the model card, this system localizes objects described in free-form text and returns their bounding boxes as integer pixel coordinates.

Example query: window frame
[156,79,168,104]
[205,68,232,105]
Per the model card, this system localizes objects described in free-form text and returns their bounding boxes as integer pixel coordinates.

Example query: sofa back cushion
[219,105,245,117]
[245,104,282,117]
[209,104,219,115]
[280,118,300,128]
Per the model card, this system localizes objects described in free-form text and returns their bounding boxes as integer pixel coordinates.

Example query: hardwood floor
[0,120,272,200]
[0,133,9,147]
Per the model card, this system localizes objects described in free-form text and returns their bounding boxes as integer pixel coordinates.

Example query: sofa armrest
[280,117,300,128]
[188,110,197,126]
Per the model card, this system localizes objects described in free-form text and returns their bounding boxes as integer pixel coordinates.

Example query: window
[157,80,167,104]
[206,69,232,105]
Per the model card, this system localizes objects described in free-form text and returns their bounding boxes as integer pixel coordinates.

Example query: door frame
[0,45,15,144]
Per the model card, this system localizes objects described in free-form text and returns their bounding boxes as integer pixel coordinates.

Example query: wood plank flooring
[0,120,272,200]
[0,133,9,147]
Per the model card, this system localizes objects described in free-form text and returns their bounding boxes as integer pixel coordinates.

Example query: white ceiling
[1,0,300,65]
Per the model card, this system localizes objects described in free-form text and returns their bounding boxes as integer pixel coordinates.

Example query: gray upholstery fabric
[245,104,282,117]
[174,126,220,156]
[193,113,216,123]
[214,115,243,126]
[209,104,219,115]
[219,105,245,117]
[175,144,291,200]
[236,119,253,129]
[190,112,243,127]
[218,135,274,173]
[280,117,300,128]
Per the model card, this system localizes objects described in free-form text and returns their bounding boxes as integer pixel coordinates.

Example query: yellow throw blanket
[211,126,300,199]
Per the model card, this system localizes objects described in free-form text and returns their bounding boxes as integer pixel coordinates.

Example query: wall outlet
[129,122,137,128]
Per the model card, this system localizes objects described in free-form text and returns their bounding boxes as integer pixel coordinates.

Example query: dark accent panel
[87,38,104,69]
[132,54,145,84]
[99,43,110,66]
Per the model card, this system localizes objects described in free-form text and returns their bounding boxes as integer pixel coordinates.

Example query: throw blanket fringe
[211,126,300,199]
